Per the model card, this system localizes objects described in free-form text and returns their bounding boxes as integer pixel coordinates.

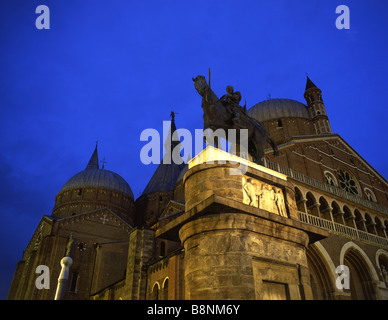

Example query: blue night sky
[1,1,388,299]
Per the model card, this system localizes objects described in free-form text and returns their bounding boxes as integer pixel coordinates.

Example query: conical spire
[305,76,318,91]
[163,111,181,164]
[85,143,99,170]
[142,112,184,195]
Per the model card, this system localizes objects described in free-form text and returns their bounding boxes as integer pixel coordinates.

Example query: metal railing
[263,159,388,216]
[298,211,388,247]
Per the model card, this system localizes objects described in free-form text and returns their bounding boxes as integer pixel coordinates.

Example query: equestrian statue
[193,74,278,165]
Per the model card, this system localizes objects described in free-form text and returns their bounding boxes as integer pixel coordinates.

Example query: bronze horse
[193,75,278,164]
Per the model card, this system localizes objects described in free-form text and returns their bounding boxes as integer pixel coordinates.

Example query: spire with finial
[305,74,318,91]
[141,112,185,196]
[85,142,99,170]
[170,111,177,123]
[164,111,181,163]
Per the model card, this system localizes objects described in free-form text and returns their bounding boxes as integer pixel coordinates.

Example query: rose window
[338,169,359,195]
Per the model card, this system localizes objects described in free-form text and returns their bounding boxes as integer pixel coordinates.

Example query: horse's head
[192,75,208,96]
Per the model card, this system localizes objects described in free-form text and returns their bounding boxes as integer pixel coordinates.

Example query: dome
[247,98,310,122]
[60,168,134,200]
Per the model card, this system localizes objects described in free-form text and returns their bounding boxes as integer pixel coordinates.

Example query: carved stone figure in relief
[258,184,274,212]
[242,177,257,207]
[242,177,288,218]
[274,188,287,217]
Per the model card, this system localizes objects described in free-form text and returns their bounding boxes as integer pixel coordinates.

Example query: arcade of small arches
[294,186,388,240]
[295,185,388,299]
[150,277,169,300]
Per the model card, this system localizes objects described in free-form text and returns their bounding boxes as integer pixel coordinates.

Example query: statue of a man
[220,86,243,124]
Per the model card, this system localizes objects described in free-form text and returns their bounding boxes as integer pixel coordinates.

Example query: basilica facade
[8,77,388,300]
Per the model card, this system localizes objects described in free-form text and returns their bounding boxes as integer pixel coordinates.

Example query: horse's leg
[250,129,265,165]
[268,137,279,156]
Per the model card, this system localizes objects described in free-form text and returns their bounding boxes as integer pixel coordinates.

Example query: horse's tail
[249,116,270,140]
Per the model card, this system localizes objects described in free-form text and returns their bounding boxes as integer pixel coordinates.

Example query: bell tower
[304,76,332,135]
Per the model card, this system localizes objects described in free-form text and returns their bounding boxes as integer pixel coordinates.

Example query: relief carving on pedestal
[242,176,288,218]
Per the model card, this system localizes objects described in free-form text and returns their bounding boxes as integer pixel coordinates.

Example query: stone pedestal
[180,213,314,299]
[157,146,328,300]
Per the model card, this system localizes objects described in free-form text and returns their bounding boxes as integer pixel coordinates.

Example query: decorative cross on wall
[100,214,109,224]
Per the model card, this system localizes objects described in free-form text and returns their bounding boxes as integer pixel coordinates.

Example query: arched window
[337,169,360,195]
[318,197,331,220]
[331,201,343,224]
[354,209,365,231]
[385,220,388,237]
[378,253,388,287]
[364,188,377,202]
[294,187,305,212]
[151,283,160,300]
[343,248,376,299]
[162,278,169,300]
[324,171,337,186]
[307,244,336,300]
[343,206,354,228]
[365,214,376,235]
[306,192,318,217]
[69,272,79,293]
[160,241,166,257]
[375,217,385,238]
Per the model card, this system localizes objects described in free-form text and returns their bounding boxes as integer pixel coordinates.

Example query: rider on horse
[220,86,246,125]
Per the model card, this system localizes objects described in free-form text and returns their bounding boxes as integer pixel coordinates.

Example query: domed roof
[247,98,310,122]
[60,168,134,199]
[59,145,134,200]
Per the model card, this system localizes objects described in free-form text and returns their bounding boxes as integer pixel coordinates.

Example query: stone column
[54,256,73,300]
[301,198,308,214]
[382,227,388,239]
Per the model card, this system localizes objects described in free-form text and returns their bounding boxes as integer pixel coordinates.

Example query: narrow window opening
[160,241,166,257]
[69,272,79,293]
